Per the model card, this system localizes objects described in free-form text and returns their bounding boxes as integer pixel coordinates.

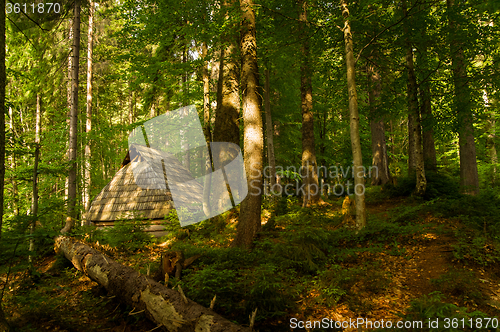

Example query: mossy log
[54,236,251,332]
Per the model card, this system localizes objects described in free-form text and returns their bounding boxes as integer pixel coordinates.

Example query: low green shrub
[385,171,460,200]
[431,269,484,304]
[272,227,332,274]
[95,219,153,252]
[452,232,500,267]
[396,292,490,331]
[315,264,391,312]
[244,264,295,319]
[181,265,240,313]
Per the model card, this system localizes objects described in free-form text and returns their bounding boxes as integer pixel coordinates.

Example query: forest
[0,0,500,331]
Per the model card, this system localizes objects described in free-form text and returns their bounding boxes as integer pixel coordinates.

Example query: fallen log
[54,236,251,332]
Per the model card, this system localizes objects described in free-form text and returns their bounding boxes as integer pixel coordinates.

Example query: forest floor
[1,189,500,331]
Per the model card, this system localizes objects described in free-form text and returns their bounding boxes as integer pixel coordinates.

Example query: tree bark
[65,18,73,204]
[54,236,251,332]
[215,49,224,118]
[414,1,437,172]
[264,68,277,194]
[342,0,366,230]
[0,0,9,328]
[181,43,190,170]
[0,0,5,241]
[212,0,241,213]
[8,107,18,216]
[485,92,497,180]
[447,0,479,195]
[367,62,391,186]
[83,0,94,226]
[417,50,437,171]
[420,85,437,171]
[298,0,321,207]
[202,42,211,145]
[64,0,81,233]
[407,112,416,175]
[30,94,41,261]
[213,0,240,147]
[403,0,426,196]
[202,42,213,217]
[234,0,263,248]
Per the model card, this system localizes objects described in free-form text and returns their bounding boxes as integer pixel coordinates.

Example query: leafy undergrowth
[1,255,159,331]
[2,186,500,331]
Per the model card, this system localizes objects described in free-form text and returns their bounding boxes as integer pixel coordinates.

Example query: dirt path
[402,231,452,298]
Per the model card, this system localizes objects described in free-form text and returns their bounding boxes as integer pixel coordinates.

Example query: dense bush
[431,269,484,304]
[385,171,461,200]
[393,292,490,332]
[93,220,153,252]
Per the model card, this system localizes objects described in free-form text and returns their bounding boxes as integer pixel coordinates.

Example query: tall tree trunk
[83,0,94,226]
[65,18,73,203]
[389,119,396,163]
[485,92,497,181]
[30,94,41,262]
[8,107,19,216]
[212,0,240,213]
[181,43,190,170]
[63,0,81,233]
[202,42,211,144]
[202,42,213,217]
[403,0,426,196]
[342,0,366,230]
[0,0,9,327]
[213,6,239,147]
[407,113,416,174]
[318,109,327,193]
[447,0,479,195]
[420,85,437,171]
[0,0,4,241]
[215,49,224,116]
[418,48,437,171]
[298,0,321,207]
[367,61,391,186]
[415,1,437,172]
[234,0,263,248]
[264,68,277,193]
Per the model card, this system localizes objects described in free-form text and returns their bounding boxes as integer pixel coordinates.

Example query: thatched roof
[87,144,203,222]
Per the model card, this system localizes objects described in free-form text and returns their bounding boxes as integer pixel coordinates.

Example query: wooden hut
[86,144,203,237]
